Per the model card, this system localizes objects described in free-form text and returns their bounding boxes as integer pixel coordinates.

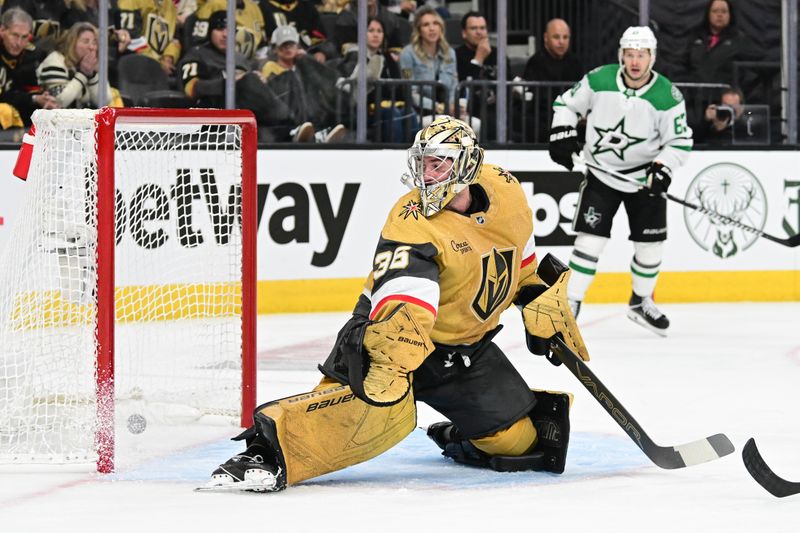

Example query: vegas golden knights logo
[471,247,515,321]
[146,14,171,54]
[236,27,256,59]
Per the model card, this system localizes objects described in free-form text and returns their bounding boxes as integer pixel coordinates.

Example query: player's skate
[627,293,669,336]
[198,447,284,493]
[426,421,493,468]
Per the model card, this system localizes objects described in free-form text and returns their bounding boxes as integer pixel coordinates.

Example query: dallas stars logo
[399,200,422,220]
[592,117,645,160]
[583,206,602,228]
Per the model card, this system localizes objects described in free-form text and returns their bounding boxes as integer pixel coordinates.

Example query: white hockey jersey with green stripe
[552,64,692,193]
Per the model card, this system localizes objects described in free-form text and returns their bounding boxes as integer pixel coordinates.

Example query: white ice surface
[1,302,799,532]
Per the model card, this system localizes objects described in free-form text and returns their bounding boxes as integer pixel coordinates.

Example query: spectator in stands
[399,6,457,122]
[454,10,508,140]
[62,0,131,52]
[0,7,57,129]
[518,18,582,142]
[116,0,181,77]
[337,16,417,142]
[2,0,64,53]
[682,0,761,85]
[61,0,130,86]
[186,0,266,62]
[696,86,745,144]
[178,12,314,143]
[334,0,406,60]
[260,24,347,143]
[523,18,582,82]
[36,22,122,109]
[260,0,335,62]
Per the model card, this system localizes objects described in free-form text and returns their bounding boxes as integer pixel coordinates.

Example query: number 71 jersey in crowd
[552,64,693,193]
[363,164,540,346]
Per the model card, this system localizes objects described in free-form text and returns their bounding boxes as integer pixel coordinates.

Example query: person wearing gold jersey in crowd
[115,0,180,76]
[188,0,265,61]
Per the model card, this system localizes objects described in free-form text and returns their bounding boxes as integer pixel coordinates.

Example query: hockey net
[0,108,257,472]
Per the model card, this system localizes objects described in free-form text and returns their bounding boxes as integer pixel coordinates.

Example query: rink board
[1,149,798,311]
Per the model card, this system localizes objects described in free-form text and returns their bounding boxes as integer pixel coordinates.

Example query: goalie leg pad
[427,389,572,474]
[529,390,572,474]
[254,383,416,486]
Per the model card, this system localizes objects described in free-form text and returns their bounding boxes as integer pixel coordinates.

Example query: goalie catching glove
[347,304,433,406]
[518,254,589,362]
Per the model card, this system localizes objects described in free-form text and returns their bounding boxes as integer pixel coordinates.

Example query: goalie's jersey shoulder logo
[399,200,423,220]
[471,247,515,321]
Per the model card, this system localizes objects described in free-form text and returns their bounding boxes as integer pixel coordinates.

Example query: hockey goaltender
[200,116,588,493]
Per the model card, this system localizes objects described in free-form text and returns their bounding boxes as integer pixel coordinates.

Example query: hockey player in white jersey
[548,26,692,336]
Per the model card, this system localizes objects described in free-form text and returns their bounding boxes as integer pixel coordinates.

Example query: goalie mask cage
[0,108,257,473]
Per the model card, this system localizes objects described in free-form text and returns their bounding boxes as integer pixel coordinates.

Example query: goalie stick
[550,336,735,469]
[573,155,800,248]
[742,438,800,498]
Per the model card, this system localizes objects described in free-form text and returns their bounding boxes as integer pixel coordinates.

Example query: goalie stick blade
[663,432,735,469]
[742,438,800,498]
[550,336,734,469]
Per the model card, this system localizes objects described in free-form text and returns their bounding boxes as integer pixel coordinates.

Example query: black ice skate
[627,293,670,336]
[426,422,492,468]
[197,446,285,493]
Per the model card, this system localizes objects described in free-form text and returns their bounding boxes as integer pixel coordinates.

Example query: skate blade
[626,311,668,337]
[195,477,278,493]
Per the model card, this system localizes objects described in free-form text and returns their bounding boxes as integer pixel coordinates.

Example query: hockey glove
[548,125,579,171]
[521,267,589,362]
[356,304,433,406]
[516,284,561,366]
[646,162,672,197]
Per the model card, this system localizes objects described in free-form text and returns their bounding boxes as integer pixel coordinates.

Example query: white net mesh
[0,109,248,465]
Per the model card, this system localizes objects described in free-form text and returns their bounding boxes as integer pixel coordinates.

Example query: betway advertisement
[0,149,798,300]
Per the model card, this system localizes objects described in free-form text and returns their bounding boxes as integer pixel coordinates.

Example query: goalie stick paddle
[576,157,800,248]
[742,437,800,498]
[550,337,735,469]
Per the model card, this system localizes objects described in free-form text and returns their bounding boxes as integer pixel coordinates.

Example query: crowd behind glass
[0,0,780,145]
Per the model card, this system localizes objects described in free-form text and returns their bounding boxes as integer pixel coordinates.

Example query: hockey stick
[549,336,735,469]
[742,437,800,498]
[573,156,800,248]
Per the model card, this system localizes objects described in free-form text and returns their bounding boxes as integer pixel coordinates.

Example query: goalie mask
[618,26,657,78]
[405,116,484,217]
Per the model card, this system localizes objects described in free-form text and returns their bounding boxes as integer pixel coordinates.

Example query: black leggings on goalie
[412,329,536,440]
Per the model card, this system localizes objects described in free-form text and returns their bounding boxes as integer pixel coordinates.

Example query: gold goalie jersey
[365,164,540,346]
